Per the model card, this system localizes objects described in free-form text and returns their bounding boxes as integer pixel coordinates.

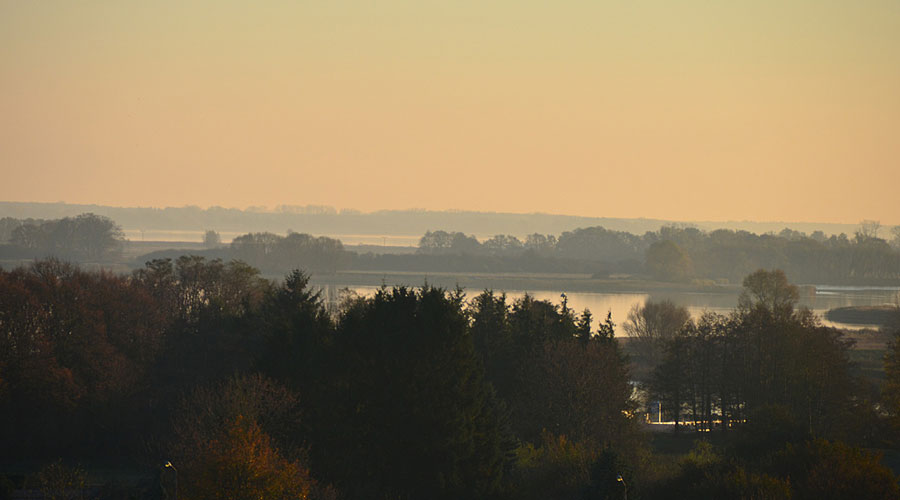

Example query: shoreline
[303,270,742,296]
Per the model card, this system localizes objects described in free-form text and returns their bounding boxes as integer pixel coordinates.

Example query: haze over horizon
[0,201,884,241]
[2,1,899,225]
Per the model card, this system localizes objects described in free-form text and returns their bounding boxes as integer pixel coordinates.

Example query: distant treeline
[0,200,871,239]
[0,213,124,261]
[393,225,900,284]
[138,224,900,285]
[4,213,899,285]
[139,231,351,274]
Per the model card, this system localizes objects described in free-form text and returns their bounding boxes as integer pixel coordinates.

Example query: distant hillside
[0,201,866,242]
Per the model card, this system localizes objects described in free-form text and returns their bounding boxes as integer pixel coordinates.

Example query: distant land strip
[0,201,870,241]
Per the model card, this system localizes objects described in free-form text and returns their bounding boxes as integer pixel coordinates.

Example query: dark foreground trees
[644,269,899,498]
[651,438,899,500]
[2,260,898,499]
[648,269,862,437]
[316,287,509,499]
[470,291,636,448]
[467,291,643,499]
[879,304,900,447]
[0,259,167,456]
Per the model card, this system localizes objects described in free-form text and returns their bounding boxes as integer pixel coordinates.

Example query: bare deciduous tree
[857,219,882,241]
[623,299,690,376]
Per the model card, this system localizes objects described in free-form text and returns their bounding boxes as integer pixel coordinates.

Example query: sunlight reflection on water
[320,285,897,336]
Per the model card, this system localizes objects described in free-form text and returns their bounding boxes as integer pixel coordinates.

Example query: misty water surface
[321,285,899,336]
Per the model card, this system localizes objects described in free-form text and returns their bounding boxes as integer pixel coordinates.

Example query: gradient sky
[2,1,899,224]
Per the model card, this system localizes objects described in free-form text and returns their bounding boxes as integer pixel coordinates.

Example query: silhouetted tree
[891,226,900,250]
[471,292,635,451]
[646,240,693,282]
[737,268,798,321]
[319,286,509,499]
[483,234,524,256]
[203,229,222,248]
[230,232,348,273]
[9,213,124,260]
[856,219,882,241]
[524,233,557,256]
[556,226,645,262]
[623,299,690,376]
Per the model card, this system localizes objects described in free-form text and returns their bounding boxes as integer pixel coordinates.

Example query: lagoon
[318,283,899,336]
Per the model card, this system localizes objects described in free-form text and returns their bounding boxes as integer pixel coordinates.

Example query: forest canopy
[2,260,898,498]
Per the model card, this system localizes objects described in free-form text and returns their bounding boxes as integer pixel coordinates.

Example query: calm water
[320,285,899,336]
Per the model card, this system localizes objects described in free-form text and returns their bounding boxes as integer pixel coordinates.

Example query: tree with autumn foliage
[0,259,167,457]
[182,415,314,500]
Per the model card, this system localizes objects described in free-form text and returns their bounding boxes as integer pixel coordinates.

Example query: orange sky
[2,1,899,225]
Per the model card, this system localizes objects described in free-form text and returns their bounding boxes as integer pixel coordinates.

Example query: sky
[1,1,899,225]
